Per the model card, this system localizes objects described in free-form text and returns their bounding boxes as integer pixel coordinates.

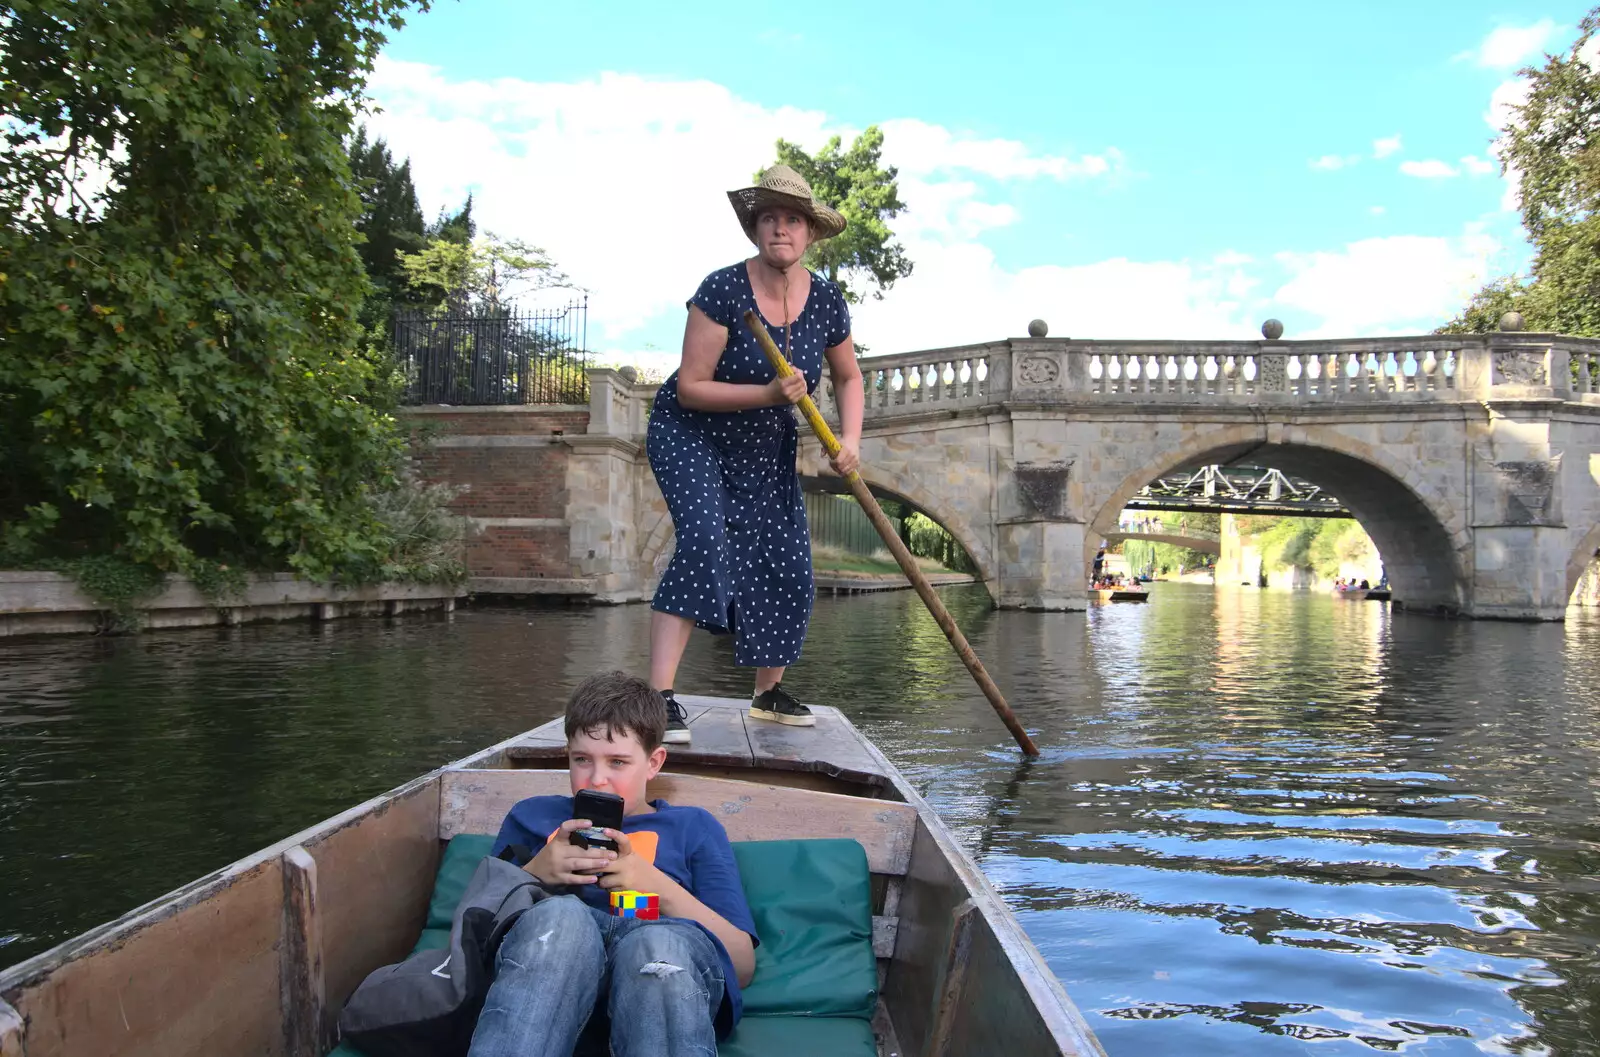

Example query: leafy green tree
[767,127,913,305]
[1442,8,1600,334]
[398,233,569,313]
[0,0,453,584]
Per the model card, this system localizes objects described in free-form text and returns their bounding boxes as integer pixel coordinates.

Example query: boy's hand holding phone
[596,830,668,895]
[526,818,618,886]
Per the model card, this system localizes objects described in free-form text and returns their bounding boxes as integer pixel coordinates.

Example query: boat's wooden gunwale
[1,997,25,1056]
[0,726,526,997]
[848,724,1108,1057]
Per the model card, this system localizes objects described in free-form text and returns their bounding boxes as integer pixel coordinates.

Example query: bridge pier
[1470,526,1572,620]
[997,521,1087,610]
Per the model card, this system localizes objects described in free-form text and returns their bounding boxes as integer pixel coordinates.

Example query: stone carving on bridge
[1256,354,1287,392]
[1016,355,1060,386]
[1014,461,1073,520]
[1495,460,1559,525]
[1495,352,1547,387]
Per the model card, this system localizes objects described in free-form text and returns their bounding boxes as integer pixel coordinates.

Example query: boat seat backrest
[440,769,915,961]
[438,769,917,878]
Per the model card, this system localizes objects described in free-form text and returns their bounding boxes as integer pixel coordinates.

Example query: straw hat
[727,165,847,244]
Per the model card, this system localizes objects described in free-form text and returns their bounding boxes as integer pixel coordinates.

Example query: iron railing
[395,298,589,406]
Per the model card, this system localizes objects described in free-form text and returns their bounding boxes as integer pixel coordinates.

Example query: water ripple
[3,586,1600,1054]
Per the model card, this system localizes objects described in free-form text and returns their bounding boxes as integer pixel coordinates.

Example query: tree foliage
[349,125,424,306]
[398,232,568,312]
[1235,516,1377,581]
[348,124,424,334]
[0,0,453,583]
[767,127,912,305]
[1441,8,1600,334]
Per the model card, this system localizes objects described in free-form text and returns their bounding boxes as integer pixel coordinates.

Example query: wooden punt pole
[743,310,1040,756]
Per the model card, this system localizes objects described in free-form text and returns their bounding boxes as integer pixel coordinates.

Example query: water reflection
[4,585,1600,1053]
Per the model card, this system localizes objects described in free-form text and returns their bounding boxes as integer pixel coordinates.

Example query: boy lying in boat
[470,671,758,1056]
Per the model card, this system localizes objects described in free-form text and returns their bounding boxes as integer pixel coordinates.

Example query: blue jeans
[468,895,726,1057]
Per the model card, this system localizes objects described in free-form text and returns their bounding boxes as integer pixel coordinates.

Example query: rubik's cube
[609,890,660,920]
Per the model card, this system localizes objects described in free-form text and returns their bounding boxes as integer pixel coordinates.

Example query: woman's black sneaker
[662,689,692,744]
[749,684,815,726]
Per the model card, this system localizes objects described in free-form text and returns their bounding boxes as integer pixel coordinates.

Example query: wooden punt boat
[1090,585,1149,603]
[0,697,1106,1057]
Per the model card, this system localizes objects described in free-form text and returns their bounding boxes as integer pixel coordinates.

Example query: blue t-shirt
[491,795,759,1036]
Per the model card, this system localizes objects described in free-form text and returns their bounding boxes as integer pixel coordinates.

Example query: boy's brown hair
[564,671,667,753]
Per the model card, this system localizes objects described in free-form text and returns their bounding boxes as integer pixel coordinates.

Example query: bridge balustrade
[816,333,1600,422]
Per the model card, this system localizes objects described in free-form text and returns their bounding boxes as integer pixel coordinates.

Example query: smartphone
[569,788,625,853]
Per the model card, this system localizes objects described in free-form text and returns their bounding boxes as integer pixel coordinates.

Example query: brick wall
[414,446,570,519]
[464,525,573,577]
[403,406,591,582]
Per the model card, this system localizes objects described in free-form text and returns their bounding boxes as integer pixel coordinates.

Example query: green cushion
[411,927,450,954]
[717,1014,878,1057]
[425,833,496,930]
[732,838,877,1019]
[328,1016,879,1057]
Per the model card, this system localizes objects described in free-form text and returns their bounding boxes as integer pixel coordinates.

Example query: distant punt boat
[1091,585,1150,603]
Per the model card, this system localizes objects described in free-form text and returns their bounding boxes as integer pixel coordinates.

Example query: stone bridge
[564,328,1600,621]
[415,329,1600,620]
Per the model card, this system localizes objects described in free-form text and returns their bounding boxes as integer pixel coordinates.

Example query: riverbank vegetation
[1237,516,1378,583]
[0,1,469,616]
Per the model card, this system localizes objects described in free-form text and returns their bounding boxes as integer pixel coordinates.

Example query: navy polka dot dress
[647,262,852,668]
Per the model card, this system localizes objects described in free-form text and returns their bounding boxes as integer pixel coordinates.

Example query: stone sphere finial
[618,365,639,382]
[1261,319,1284,340]
[1499,311,1525,332]
[1027,319,1049,338]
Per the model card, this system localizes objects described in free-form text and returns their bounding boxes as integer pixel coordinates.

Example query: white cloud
[1399,159,1460,179]
[1373,135,1403,159]
[1310,154,1359,171]
[1484,77,1533,210]
[1369,206,1386,216]
[1458,20,1559,68]
[849,245,1263,349]
[876,118,1122,181]
[1273,229,1500,337]
[1485,77,1532,134]
[1460,154,1497,176]
[364,61,1504,359]
[363,59,1117,352]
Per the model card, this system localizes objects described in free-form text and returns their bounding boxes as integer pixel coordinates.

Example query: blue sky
[369,1,1586,367]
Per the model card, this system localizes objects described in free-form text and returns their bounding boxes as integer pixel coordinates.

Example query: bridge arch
[1565,523,1600,603]
[1087,424,1471,611]
[801,467,996,590]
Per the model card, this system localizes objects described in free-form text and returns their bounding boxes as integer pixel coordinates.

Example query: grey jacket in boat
[337,852,556,1057]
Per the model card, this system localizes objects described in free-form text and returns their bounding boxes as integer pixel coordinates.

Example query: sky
[367,1,1592,371]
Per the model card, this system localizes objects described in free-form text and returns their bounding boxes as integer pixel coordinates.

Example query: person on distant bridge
[645,165,864,745]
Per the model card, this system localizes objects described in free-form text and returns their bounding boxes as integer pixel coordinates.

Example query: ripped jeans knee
[606,920,725,1039]
[495,895,603,973]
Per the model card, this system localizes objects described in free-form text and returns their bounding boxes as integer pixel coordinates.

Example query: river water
[3,583,1599,1054]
